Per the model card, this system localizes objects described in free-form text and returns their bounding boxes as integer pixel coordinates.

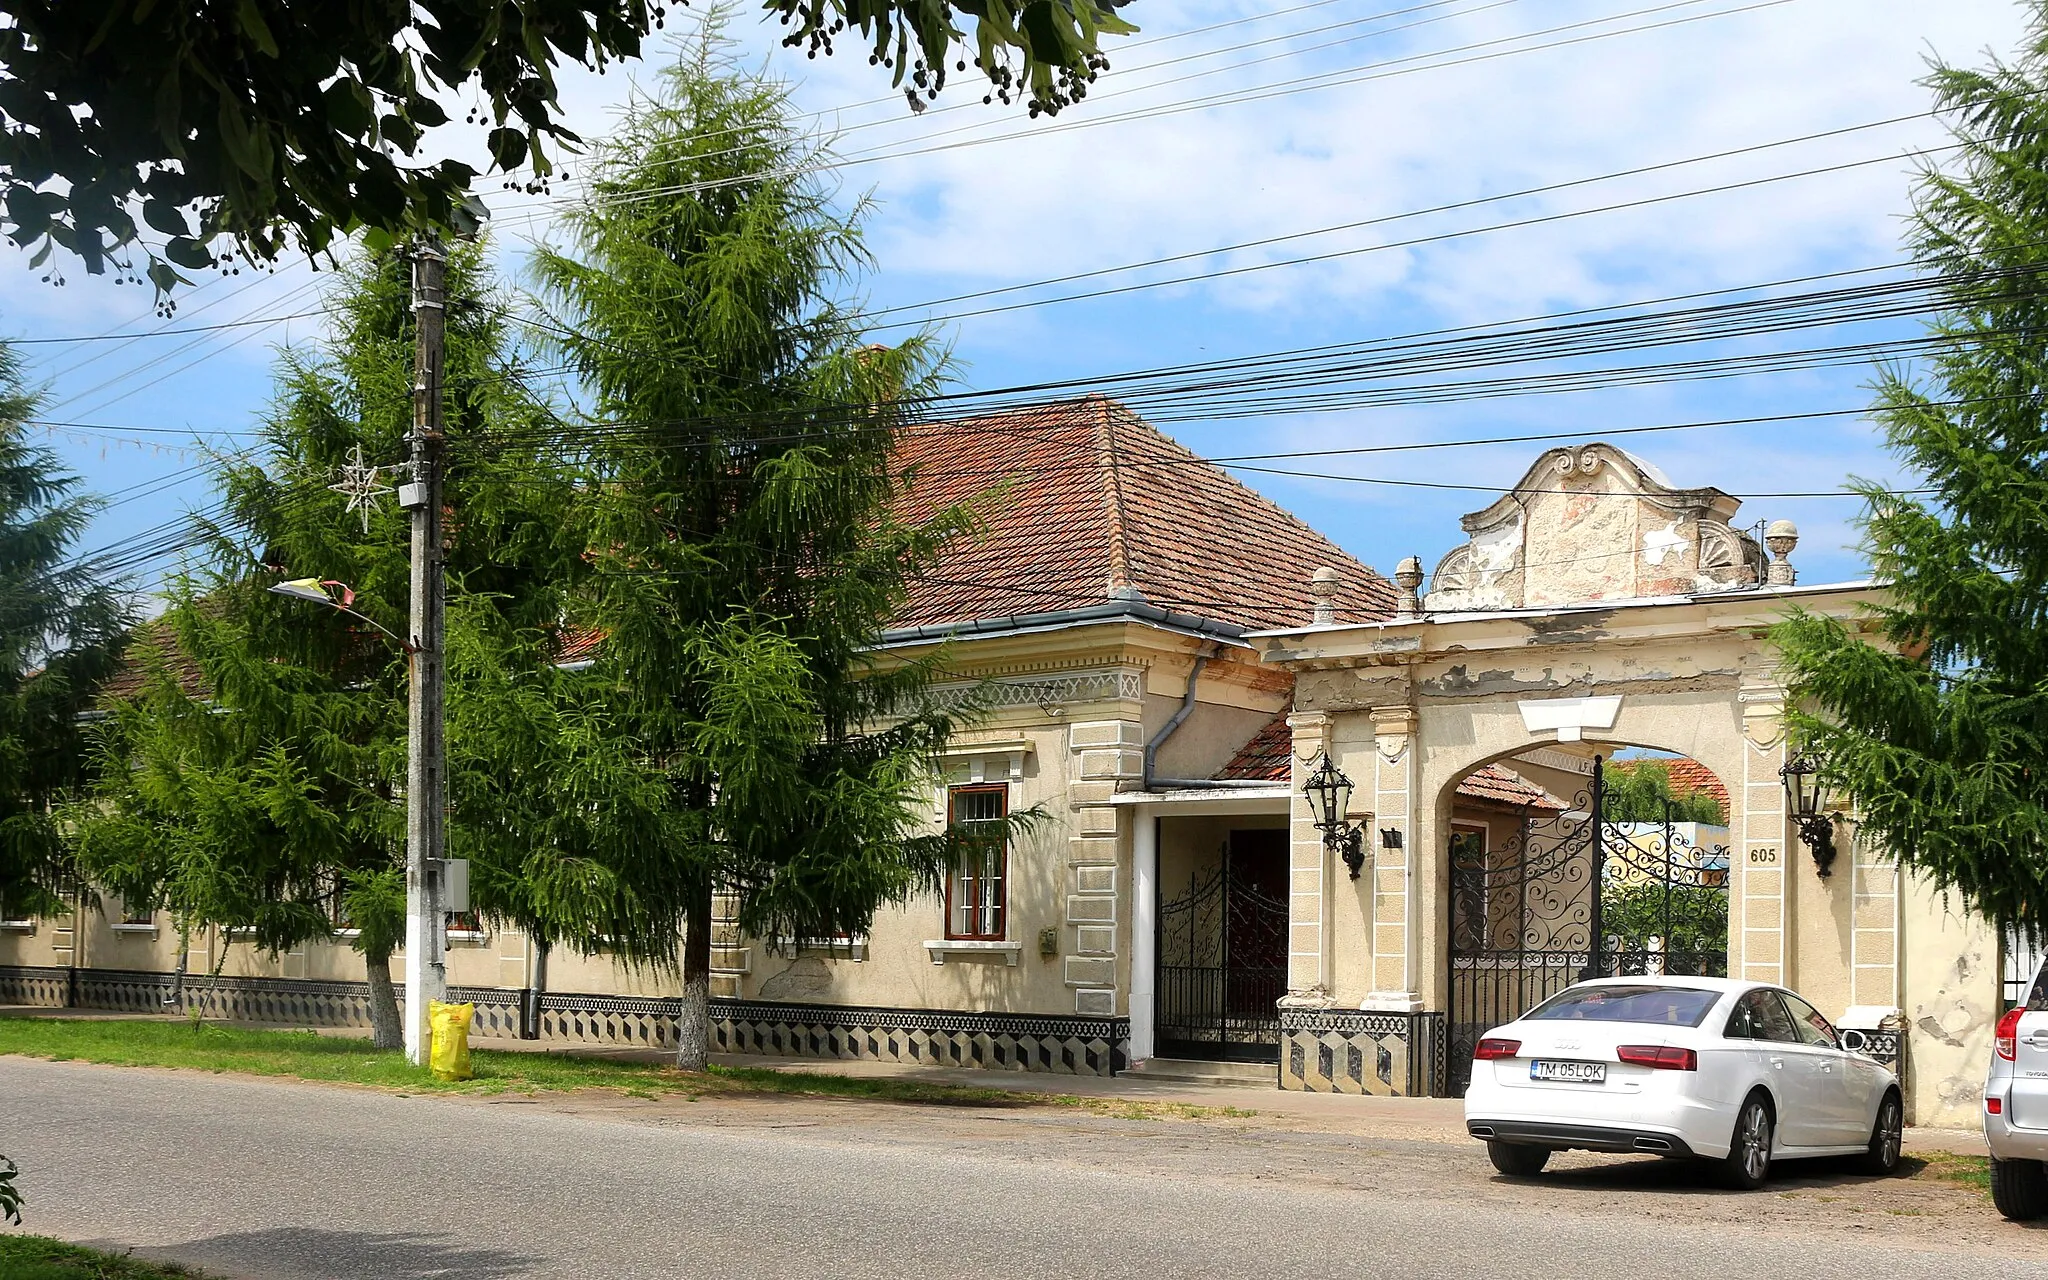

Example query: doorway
[1156,828,1289,1061]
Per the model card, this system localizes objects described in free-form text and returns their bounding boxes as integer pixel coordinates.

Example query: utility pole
[400,237,448,1065]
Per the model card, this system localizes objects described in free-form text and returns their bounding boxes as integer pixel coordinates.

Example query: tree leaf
[163,235,213,270]
[486,127,527,171]
[142,199,190,238]
[235,0,281,58]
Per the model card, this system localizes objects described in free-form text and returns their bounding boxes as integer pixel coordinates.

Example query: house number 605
[1747,847,1780,865]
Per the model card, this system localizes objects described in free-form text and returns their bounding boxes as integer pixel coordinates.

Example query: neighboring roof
[1613,756,1732,814]
[99,618,209,703]
[890,397,1393,633]
[1215,713,1567,811]
[1456,763,1568,812]
[1216,712,1291,782]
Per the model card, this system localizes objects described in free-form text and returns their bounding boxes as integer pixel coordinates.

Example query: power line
[490,0,1789,224]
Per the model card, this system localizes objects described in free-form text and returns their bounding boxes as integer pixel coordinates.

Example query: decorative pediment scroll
[1422,443,1763,612]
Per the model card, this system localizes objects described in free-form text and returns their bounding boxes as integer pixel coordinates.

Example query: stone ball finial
[1764,519,1799,586]
[1310,566,1342,625]
[1393,555,1424,620]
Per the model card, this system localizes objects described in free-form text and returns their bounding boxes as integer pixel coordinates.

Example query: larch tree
[0,342,129,923]
[70,243,583,1047]
[531,11,987,1070]
[1773,2,2048,932]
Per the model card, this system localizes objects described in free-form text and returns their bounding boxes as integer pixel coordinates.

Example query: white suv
[1986,959,2048,1219]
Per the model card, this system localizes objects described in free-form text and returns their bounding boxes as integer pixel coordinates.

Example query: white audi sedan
[1463,977,1902,1189]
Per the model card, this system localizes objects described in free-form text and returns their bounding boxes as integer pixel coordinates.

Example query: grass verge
[1910,1149,1992,1193]
[0,1234,215,1279]
[0,1016,1250,1121]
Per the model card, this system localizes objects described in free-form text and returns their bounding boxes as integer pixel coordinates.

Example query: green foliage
[0,0,1137,298]
[767,0,1138,116]
[0,1234,219,1279]
[1601,760,1726,825]
[524,15,988,979]
[1772,2,2048,931]
[0,1153,20,1226]
[1602,879,1729,954]
[69,243,580,986]
[0,347,129,921]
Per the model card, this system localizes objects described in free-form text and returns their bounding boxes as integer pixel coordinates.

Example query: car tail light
[1998,1007,2025,1062]
[1989,1097,2005,1115]
[1473,1038,1522,1060]
[1616,1044,1698,1071]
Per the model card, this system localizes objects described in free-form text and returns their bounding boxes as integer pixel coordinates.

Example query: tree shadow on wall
[82,1226,535,1279]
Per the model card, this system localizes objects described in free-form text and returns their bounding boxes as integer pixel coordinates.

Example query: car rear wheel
[1486,1141,1551,1177]
[1857,1090,1903,1177]
[1992,1157,2048,1221]
[1717,1094,1772,1190]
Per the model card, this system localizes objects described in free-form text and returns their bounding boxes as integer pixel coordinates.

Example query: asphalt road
[0,1057,2033,1279]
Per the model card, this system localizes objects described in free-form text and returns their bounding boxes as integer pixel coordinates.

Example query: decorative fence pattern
[0,966,1129,1076]
[1279,1008,1446,1096]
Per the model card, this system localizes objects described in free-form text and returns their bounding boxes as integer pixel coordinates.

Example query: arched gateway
[1249,444,1991,1125]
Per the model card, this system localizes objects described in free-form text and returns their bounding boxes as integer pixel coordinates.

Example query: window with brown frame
[945,784,1008,941]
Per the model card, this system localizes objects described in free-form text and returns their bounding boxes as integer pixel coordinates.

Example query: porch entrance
[1446,755,1731,1094]
[1157,828,1289,1061]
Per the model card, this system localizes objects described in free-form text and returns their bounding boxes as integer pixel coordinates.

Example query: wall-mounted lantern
[1304,751,1367,879]
[1778,751,1839,878]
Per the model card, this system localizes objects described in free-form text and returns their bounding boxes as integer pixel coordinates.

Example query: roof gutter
[874,596,1252,650]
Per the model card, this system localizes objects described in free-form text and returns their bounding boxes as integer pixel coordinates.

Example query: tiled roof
[98,619,209,703]
[1216,713,1291,781]
[101,397,1390,699]
[1456,763,1568,811]
[1215,714,1567,811]
[890,397,1393,631]
[1613,756,1731,814]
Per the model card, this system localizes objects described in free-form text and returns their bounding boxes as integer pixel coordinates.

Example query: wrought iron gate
[1447,756,1730,1093]
[1157,836,1289,1061]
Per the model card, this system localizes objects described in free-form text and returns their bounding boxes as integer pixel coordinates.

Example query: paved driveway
[0,1057,2030,1279]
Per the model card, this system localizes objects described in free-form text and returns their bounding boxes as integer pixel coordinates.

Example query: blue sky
[3,0,2031,600]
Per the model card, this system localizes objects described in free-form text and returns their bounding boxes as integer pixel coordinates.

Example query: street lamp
[268,574,448,1065]
[1778,751,1838,878]
[266,578,413,652]
[1304,751,1368,879]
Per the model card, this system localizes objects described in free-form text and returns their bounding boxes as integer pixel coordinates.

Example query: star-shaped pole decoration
[329,444,394,534]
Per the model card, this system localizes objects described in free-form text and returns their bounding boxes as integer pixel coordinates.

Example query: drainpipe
[1143,647,1214,790]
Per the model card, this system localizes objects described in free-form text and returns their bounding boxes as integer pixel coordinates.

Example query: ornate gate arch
[1445,755,1729,1093]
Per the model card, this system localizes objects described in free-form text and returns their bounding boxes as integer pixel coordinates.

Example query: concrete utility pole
[400,237,449,1065]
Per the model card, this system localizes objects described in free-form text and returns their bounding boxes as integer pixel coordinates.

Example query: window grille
[946,785,1008,941]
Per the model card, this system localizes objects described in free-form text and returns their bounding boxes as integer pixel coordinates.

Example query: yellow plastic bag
[429,1000,475,1082]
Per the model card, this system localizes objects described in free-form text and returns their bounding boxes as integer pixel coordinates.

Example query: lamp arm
[326,601,416,654]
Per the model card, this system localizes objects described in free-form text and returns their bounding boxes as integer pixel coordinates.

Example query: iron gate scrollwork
[1157,844,1289,1061]
[1447,755,1730,1093]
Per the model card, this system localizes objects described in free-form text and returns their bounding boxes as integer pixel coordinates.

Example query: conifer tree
[532,10,983,1069]
[71,245,583,1047]
[0,344,128,921]
[1774,3,2048,931]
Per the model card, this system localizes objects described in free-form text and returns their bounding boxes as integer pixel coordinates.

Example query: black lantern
[1779,751,1838,878]
[1304,751,1367,879]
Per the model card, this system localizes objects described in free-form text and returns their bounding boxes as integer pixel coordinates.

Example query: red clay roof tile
[892,397,1393,631]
